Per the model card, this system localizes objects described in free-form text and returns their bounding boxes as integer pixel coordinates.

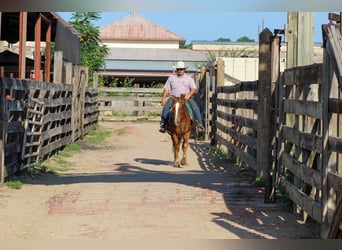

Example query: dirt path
[0,121,319,239]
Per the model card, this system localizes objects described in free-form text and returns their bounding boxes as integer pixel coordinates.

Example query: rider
[159,61,204,133]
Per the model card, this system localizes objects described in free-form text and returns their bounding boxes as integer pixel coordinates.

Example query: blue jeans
[160,98,203,126]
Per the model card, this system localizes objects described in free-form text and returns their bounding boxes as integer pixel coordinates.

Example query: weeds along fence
[200,25,342,238]
[0,69,98,183]
[97,85,163,121]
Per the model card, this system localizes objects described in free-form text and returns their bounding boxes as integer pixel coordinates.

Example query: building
[97,12,209,86]
[0,12,81,81]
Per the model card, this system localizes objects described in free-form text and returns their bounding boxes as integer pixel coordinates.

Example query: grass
[84,128,112,143]
[5,180,23,189]
[114,128,126,136]
[205,146,240,164]
[205,146,228,159]
[25,161,57,176]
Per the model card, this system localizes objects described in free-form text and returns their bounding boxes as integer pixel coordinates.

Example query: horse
[167,95,192,168]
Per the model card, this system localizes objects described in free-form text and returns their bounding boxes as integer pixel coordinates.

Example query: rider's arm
[161,89,169,106]
[185,88,197,101]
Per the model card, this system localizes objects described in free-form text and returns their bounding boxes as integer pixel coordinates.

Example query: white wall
[219,57,259,85]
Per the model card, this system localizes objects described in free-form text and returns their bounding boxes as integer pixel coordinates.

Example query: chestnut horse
[167,95,192,168]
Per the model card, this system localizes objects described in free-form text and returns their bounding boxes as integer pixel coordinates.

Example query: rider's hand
[184,94,190,101]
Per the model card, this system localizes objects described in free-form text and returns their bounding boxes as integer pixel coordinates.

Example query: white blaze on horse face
[174,102,180,126]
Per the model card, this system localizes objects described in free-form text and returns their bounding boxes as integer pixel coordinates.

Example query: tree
[236,36,255,42]
[216,37,231,42]
[69,12,109,86]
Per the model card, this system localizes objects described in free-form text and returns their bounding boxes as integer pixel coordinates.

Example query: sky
[57,12,332,44]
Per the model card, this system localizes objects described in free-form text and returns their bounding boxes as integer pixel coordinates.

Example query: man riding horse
[159,61,204,134]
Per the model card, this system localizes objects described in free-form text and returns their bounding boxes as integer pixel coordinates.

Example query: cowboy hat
[173,61,188,69]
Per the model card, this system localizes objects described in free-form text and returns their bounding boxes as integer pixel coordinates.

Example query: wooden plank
[18,12,27,79]
[281,152,322,189]
[216,98,258,111]
[328,136,342,154]
[98,116,159,122]
[257,28,273,185]
[327,196,342,238]
[217,81,258,94]
[282,126,323,153]
[217,135,257,170]
[7,121,23,134]
[98,87,163,94]
[43,111,72,127]
[39,136,72,158]
[53,51,63,83]
[328,98,342,114]
[283,64,322,86]
[99,106,161,112]
[327,172,342,192]
[5,142,21,156]
[98,96,161,102]
[217,110,257,130]
[325,26,342,88]
[42,124,72,141]
[0,78,7,183]
[283,99,323,119]
[1,77,29,90]
[280,177,322,223]
[216,121,257,150]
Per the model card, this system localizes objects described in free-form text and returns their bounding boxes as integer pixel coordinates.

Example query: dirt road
[0,121,319,239]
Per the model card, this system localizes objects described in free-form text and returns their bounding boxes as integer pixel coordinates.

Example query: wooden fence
[201,25,342,238]
[97,86,162,121]
[0,65,98,183]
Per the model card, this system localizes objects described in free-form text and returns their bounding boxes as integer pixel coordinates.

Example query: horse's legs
[180,132,190,165]
[172,135,180,168]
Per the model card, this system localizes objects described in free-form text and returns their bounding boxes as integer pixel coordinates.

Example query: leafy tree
[215,37,231,42]
[236,36,255,42]
[69,12,109,86]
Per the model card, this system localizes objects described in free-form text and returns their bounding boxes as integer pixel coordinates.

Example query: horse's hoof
[181,159,186,165]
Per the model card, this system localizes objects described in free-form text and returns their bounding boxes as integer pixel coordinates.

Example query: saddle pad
[184,102,194,121]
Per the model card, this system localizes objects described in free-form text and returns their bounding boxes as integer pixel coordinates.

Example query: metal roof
[103,60,205,72]
[106,48,209,61]
[100,13,185,44]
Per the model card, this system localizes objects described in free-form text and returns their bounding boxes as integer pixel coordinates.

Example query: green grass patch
[84,128,112,143]
[205,146,228,158]
[25,161,57,176]
[5,180,23,189]
[114,128,126,136]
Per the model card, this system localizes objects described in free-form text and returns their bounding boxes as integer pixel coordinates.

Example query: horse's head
[170,96,183,126]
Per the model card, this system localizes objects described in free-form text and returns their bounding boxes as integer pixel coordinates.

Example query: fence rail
[201,24,342,238]
[97,87,162,121]
[0,66,98,182]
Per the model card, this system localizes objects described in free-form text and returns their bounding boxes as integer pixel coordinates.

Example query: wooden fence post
[53,51,63,83]
[258,28,273,202]
[216,58,225,87]
[93,71,99,89]
[0,78,6,183]
[210,62,218,146]
[321,29,340,239]
[65,62,73,84]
